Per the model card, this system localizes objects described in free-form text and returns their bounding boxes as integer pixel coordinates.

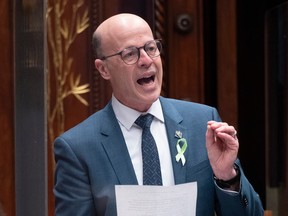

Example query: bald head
[92,13,153,58]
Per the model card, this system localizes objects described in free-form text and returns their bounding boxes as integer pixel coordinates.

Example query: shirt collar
[111,95,164,130]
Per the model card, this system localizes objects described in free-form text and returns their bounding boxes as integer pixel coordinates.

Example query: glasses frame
[100,39,162,65]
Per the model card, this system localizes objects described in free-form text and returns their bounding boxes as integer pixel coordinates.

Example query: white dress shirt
[112,96,175,186]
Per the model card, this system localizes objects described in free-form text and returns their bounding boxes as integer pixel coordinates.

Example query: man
[54,13,264,215]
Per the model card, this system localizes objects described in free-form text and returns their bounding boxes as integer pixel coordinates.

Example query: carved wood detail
[155,0,168,97]
[90,0,103,112]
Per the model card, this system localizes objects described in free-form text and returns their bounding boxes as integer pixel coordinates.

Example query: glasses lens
[120,40,162,65]
[121,47,139,64]
[144,40,161,58]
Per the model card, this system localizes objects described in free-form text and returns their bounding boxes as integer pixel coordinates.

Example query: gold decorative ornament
[47,0,90,143]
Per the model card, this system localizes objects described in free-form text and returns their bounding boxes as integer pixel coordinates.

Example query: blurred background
[0,0,287,215]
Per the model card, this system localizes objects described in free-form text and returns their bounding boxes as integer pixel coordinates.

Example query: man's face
[95,16,163,112]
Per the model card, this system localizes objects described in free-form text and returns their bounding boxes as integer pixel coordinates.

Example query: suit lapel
[99,98,189,186]
[160,97,188,184]
[100,102,138,185]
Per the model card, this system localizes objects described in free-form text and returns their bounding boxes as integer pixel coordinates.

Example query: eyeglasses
[100,39,162,65]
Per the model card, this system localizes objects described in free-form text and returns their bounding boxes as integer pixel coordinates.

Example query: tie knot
[135,114,154,129]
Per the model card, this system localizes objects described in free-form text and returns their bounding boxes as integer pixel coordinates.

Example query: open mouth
[137,75,155,85]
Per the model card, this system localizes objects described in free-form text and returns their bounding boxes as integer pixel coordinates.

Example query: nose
[137,49,153,67]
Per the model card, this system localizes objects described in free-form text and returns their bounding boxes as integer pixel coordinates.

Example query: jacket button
[242,195,249,207]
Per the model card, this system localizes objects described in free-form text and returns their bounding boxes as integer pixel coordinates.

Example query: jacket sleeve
[214,160,264,216]
[53,137,96,216]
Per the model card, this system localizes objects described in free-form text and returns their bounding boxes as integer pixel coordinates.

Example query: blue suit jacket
[54,97,264,216]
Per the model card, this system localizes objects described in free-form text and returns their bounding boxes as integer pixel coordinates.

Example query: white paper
[115,182,197,216]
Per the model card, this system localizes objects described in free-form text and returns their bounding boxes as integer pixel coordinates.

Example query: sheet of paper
[115,182,197,216]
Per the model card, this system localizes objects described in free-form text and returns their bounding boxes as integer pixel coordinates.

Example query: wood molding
[155,0,168,96]
[0,0,14,215]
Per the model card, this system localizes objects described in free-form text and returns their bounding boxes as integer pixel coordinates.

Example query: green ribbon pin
[175,138,187,166]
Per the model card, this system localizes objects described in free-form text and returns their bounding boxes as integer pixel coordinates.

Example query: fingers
[207,121,237,140]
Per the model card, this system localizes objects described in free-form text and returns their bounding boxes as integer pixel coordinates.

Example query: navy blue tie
[135,114,162,185]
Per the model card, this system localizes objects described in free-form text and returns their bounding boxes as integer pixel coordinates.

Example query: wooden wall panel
[216,0,238,127]
[0,0,14,215]
[166,0,205,103]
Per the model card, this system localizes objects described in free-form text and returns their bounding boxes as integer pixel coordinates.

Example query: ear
[95,59,111,80]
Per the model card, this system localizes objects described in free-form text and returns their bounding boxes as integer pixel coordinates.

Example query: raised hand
[206,121,239,180]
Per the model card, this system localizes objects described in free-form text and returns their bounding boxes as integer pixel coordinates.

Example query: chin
[135,91,160,105]
[145,95,160,104]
